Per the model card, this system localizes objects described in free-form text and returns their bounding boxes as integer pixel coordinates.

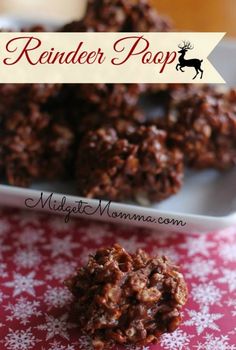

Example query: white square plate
[0,17,235,233]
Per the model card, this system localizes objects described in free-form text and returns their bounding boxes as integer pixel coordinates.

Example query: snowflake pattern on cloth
[3,328,39,350]
[160,329,193,350]
[191,282,224,306]
[184,257,218,282]
[0,208,236,350]
[43,286,74,310]
[194,334,236,350]
[184,306,223,335]
[3,272,44,297]
[13,249,42,270]
[37,314,76,341]
[4,297,41,325]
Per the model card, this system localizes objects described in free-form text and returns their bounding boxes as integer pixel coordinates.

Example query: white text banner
[0,32,225,83]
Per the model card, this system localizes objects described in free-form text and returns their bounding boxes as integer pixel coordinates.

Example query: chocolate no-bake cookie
[77,106,145,136]
[76,126,184,203]
[0,0,175,190]
[66,244,188,349]
[66,83,147,126]
[0,103,74,187]
[60,0,171,33]
[165,87,236,169]
[0,84,61,116]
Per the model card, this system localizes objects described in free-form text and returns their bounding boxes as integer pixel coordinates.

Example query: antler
[178,41,194,50]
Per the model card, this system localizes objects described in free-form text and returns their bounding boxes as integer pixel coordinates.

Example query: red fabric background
[0,207,235,350]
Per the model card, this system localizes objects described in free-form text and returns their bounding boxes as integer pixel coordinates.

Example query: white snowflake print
[5,296,41,325]
[179,236,216,257]
[156,247,180,263]
[78,336,93,350]
[45,259,77,281]
[81,223,113,244]
[0,238,11,258]
[226,298,236,307]
[160,329,193,350]
[43,236,80,258]
[4,328,39,350]
[194,334,236,350]
[117,236,146,253]
[14,227,46,247]
[13,211,46,227]
[37,313,76,341]
[185,306,223,335]
[191,282,224,306]
[216,227,236,242]
[144,228,178,245]
[218,268,236,292]
[43,340,76,350]
[0,291,3,303]
[226,299,236,317]
[4,271,44,297]
[48,217,75,231]
[219,243,236,262]
[44,286,73,310]
[0,262,8,278]
[0,289,8,303]
[184,257,218,282]
[13,248,42,269]
[0,218,11,237]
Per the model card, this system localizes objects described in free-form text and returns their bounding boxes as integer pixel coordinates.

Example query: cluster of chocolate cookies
[66,244,188,350]
[0,0,236,205]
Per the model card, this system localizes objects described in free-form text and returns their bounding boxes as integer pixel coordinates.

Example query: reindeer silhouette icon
[176,41,203,80]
